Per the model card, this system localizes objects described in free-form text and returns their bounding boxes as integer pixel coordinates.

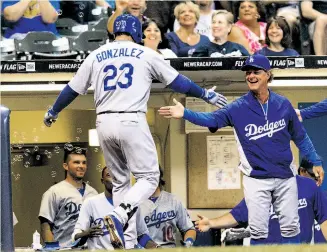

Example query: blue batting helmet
[113,14,142,44]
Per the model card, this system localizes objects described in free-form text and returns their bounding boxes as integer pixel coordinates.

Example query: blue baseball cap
[241,54,271,71]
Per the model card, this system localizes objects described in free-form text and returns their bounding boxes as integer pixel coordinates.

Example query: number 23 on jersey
[103,63,134,91]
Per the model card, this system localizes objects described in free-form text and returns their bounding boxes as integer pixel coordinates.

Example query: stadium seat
[88,17,109,32]
[56,18,88,37]
[70,30,107,59]
[0,39,17,60]
[14,32,77,59]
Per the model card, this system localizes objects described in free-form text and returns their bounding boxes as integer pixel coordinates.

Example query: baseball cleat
[104,214,125,249]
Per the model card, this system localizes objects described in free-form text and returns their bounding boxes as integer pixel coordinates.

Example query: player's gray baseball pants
[243,175,300,239]
[96,112,160,223]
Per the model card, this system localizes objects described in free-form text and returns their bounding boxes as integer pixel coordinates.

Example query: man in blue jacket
[158,54,324,245]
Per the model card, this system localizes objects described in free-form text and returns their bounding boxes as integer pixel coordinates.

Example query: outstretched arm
[44,56,92,127]
[289,106,324,185]
[150,55,227,108]
[168,74,227,108]
[158,99,231,128]
[300,99,327,120]
[195,213,239,232]
[43,85,79,127]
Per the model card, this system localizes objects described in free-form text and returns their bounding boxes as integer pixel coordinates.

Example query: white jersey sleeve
[68,55,94,95]
[149,52,179,86]
[72,198,92,241]
[175,200,194,233]
[38,188,57,223]
[136,209,149,237]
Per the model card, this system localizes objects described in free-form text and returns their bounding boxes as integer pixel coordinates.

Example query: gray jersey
[68,40,179,114]
[38,181,98,247]
[139,191,195,248]
[73,192,149,250]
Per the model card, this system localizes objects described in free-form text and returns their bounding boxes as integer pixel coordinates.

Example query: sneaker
[104,214,125,249]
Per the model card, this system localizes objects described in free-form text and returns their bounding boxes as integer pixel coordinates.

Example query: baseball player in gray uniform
[38,145,98,247]
[139,168,196,248]
[43,14,227,249]
[72,166,158,249]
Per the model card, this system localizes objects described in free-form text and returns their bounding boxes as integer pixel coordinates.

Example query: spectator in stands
[255,16,299,56]
[228,1,267,54]
[301,0,327,55]
[174,0,215,40]
[142,19,177,59]
[193,10,250,57]
[2,0,59,39]
[143,1,179,34]
[166,1,210,57]
[107,0,146,34]
[262,1,300,36]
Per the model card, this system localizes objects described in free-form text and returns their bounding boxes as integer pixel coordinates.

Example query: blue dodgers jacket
[183,90,322,179]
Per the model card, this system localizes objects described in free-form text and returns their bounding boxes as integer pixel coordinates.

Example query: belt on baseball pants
[97,111,145,115]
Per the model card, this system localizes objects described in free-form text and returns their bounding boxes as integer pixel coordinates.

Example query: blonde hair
[174,1,200,22]
[212,9,234,24]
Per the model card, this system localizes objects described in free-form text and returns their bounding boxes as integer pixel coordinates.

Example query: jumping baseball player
[159,54,324,244]
[72,166,158,249]
[296,98,327,121]
[38,144,98,247]
[43,14,227,249]
[195,158,327,244]
[139,167,196,248]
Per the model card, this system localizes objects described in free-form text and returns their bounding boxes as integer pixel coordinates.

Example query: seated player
[73,166,159,249]
[139,167,196,248]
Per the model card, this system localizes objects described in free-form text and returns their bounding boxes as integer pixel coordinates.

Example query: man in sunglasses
[158,54,324,245]
[38,144,98,248]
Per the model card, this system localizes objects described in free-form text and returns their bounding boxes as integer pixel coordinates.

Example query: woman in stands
[166,1,210,57]
[193,10,250,57]
[142,19,177,59]
[255,16,299,56]
[228,1,267,55]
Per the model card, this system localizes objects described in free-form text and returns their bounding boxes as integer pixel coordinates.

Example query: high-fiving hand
[158,98,185,119]
[194,214,211,232]
[313,165,324,186]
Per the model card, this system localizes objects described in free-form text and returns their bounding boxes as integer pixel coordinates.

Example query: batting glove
[44,108,58,127]
[202,86,228,108]
[180,238,194,248]
[221,227,251,243]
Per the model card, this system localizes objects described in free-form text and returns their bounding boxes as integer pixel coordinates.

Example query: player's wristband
[185,238,194,244]
[137,234,152,248]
